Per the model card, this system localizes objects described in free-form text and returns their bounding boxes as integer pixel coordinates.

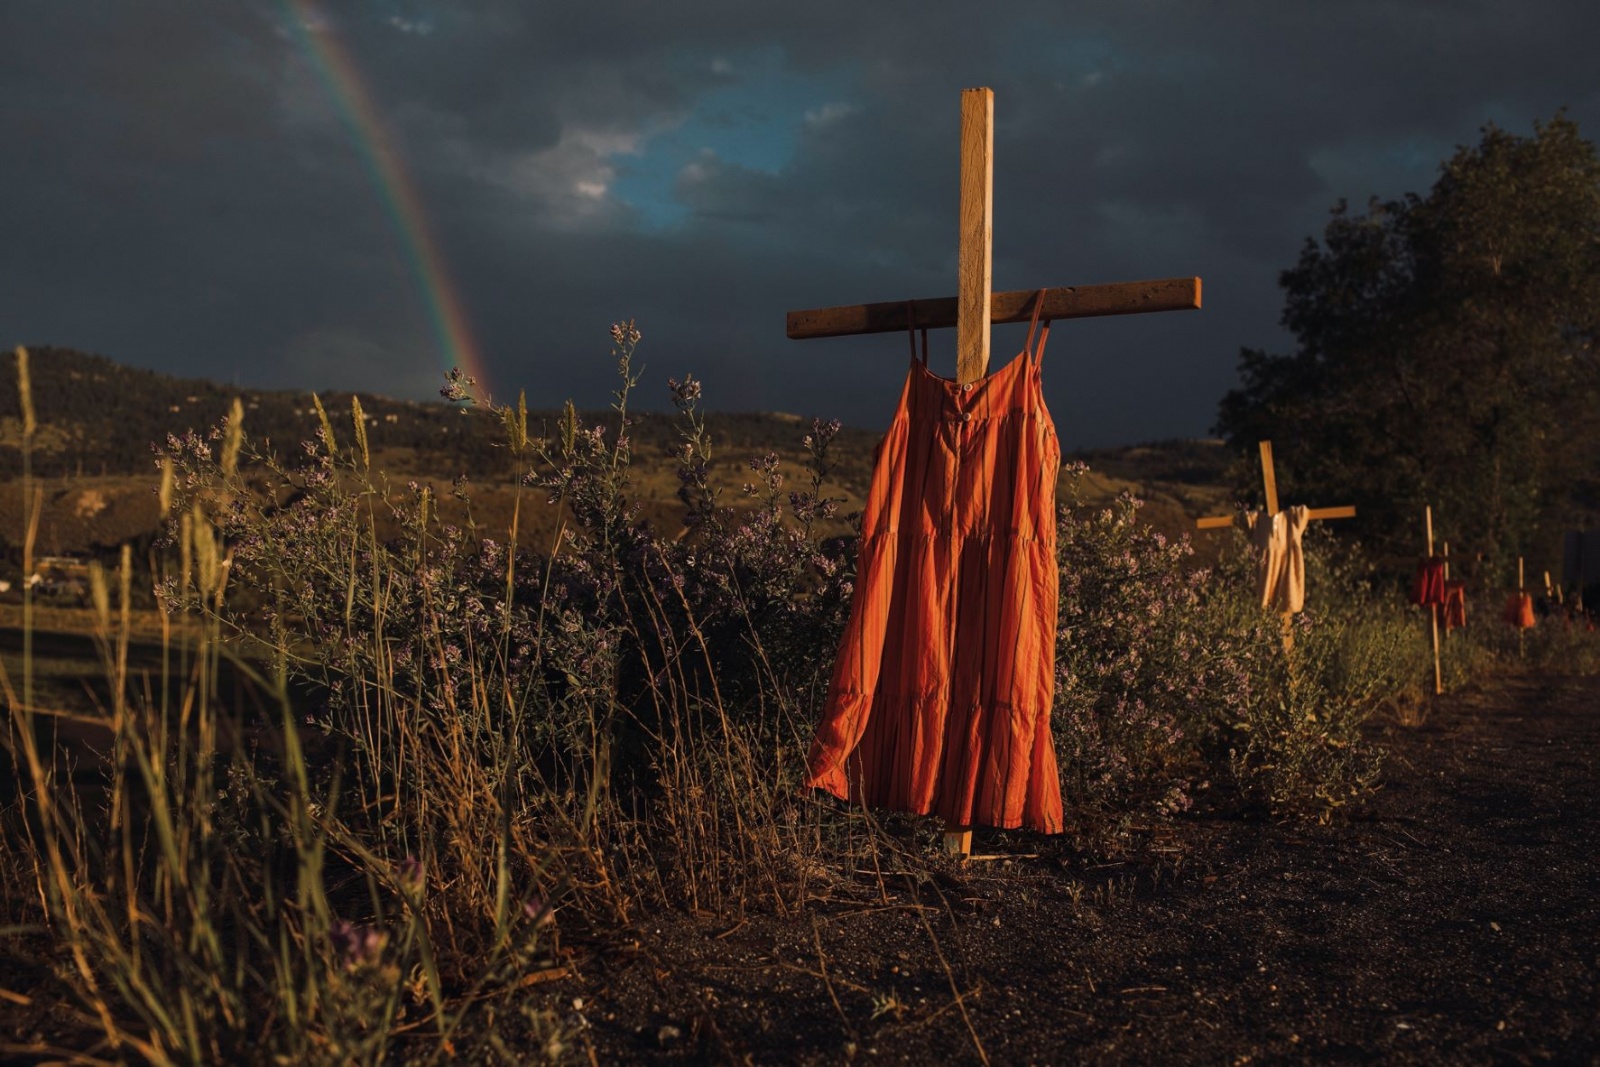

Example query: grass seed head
[192,503,219,598]
[14,345,36,438]
[89,561,111,631]
[222,397,245,477]
[351,395,370,470]
[159,455,175,513]
[312,392,338,456]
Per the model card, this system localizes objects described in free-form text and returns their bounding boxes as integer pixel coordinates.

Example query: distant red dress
[1502,593,1536,629]
[806,297,1064,833]
[1442,580,1468,631]
[1411,558,1447,607]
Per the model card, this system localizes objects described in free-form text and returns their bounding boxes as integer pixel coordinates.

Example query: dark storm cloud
[4,0,1598,446]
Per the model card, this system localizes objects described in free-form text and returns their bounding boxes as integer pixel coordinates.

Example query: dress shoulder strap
[1025,288,1052,366]
[905,303,928,367]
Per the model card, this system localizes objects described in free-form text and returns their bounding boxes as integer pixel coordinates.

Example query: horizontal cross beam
[786,277,1202,341]
[1196,505,1356,530]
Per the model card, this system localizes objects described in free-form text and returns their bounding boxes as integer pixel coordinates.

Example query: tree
[1217,112,1600,581]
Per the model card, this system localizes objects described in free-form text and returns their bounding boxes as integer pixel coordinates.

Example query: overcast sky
[4,1,1598,447]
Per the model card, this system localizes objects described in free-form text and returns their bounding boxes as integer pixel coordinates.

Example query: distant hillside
[0,346,883,481]
[1,347,1235,562]
[1069,439,1233,488]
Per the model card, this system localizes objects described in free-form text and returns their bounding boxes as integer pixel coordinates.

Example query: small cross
[1198,440,1356,649]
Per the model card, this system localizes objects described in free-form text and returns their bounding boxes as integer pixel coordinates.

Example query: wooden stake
[956,87,994,385]
[1518,555,1526,660]
[1263,442,1295,650]
[1427,506,1442,695]
[945,90,992,854]
[1441,540,1451,643]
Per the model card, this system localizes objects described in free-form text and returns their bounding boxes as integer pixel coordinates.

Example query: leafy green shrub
[1211,529,1421,817]
[1052,482,1418,823]
[1053,470,1263,822]
[1523,614,1600,674]
[1437,616,1500,692]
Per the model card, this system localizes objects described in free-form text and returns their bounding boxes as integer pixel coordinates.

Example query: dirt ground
[3,673,1596,1065]
[544,673,1600,1065]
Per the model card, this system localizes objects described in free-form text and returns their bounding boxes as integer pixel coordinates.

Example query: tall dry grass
[2,333,857,1063]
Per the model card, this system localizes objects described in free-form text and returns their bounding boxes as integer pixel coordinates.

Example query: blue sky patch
[612,47,857,228]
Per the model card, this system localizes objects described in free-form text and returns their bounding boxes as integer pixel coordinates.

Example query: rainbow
[285,0,491,396]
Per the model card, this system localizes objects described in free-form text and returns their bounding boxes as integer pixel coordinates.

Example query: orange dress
[806,299,1064,833]
[1442,580,1468,631]
[1502,592,1536,629]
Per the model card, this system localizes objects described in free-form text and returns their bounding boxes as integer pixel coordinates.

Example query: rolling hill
[1,346,1237,567]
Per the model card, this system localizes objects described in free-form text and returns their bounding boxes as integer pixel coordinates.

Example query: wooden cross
[1196,440,1355,647]
[785,88,1202,858]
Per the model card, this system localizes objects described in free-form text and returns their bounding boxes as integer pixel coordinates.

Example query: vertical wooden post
[1518,555,1526,660]
[1441,540,1451,642]
[956,87,994,386]
[1256,441,1294,649]
[945,88,993,859]
[1258,440,1280,516]
[1427,506,1442,695]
